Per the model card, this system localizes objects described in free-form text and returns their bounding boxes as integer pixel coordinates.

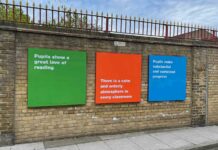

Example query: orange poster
[96,52,142,104]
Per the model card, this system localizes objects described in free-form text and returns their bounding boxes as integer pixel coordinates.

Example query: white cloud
[153,0,218,27]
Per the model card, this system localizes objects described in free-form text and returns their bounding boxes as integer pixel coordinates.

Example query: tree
[0,3,30,23]
[0,2,99,30]
[57,8,96,30]
[49,5,99,30]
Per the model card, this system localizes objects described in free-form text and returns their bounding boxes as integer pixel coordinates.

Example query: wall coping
[1,21,218,49]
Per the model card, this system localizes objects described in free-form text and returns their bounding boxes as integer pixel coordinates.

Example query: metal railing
[0,1,217,41]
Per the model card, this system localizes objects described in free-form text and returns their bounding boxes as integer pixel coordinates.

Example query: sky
[2,0,218,28]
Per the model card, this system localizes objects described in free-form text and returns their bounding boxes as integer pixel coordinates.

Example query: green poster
[28,48,86,107]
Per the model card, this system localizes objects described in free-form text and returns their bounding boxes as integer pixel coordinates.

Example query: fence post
[105,15,109,32]
[165,23,168,39]
[12,0,15,21]
[19,1,22,22]
[212,30,216,41]
[6,0,8,20]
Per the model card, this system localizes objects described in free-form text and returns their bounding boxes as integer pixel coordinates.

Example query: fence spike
[216,28,218,37]
[6,0,8,4]
[194,24,197,33]
[211,26,214,32]
[170,21,172,26]
[20,0,22,5]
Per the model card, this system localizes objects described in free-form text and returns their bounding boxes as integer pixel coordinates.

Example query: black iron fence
[0,1,217,41]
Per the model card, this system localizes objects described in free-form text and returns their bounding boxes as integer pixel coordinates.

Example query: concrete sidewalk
[2,126,218,150]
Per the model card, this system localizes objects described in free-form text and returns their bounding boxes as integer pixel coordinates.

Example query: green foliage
[0,2,99,30]
[57,9,94,29]
[49,6,98,30]
[0,3,30,23]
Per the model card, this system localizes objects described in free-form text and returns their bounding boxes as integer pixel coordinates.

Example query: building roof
[172,29,217,41]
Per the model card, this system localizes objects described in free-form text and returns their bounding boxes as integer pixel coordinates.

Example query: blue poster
[148,55,187,102]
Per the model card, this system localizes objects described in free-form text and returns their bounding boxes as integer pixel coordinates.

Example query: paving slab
[150,132,193,149]
[46,145,79,150]
[11,142,45,150]
[99,132,145,140]
[105,138,142,150]
[77,141,111,150]
[0,146,11,150]
[128,134,171,150]
[171,129,211,145]
[191,127,218,141]
[2,126,218,150]
[207,126,218,132]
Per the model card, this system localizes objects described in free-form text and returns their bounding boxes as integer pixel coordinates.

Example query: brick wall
[14,31,192,143]
[208,48,218,124]
[191,48,207,126]
[0,30,16,145]
[0,25,217,144]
